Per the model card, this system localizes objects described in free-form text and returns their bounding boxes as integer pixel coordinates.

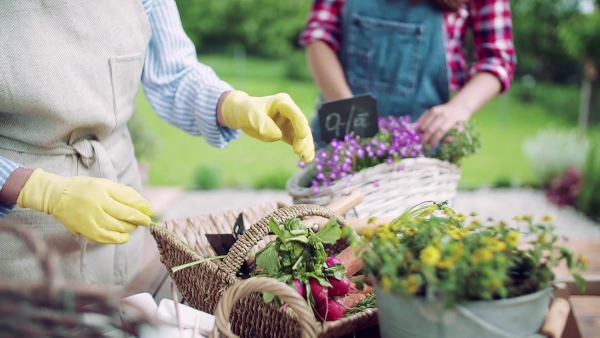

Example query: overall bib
[311,0,450,147]
[0,0,151,287]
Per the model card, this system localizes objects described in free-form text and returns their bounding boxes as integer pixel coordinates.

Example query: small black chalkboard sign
[317,94,379,144]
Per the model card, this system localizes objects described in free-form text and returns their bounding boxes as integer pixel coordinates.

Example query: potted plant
[346,202,588,338]
[286,116,480,217]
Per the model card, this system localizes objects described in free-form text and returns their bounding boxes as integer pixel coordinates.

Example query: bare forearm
[450,72,502,117]
[306,41,353,101]
[0,168,34,205]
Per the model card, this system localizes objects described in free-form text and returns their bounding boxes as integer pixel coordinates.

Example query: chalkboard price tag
[317,94,379,144]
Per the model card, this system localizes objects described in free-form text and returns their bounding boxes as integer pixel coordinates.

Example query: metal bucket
[375,285,552,338]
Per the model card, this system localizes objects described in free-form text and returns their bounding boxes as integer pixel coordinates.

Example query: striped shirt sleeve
[141,0,241,148]
[0,156,22,219]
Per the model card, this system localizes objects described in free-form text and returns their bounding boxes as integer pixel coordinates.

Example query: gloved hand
[221,91,315,163]
[17,169,153,244]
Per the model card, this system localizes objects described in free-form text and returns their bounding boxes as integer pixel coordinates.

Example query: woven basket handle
[221,204,348,276]
[210,277,319,338]
[0,224,63,298]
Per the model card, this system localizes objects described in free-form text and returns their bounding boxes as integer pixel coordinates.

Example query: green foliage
[177,0,311,58]
[127,111,160,163]
[283,52,313,82]
[254,169,294,190]
[136,55,580,189]
[510,0,581,82]
[577,135,600,221]
[522,128,590,185]
[251,216,344,306]
[192,165,222,190]
[351,202,589,307]
[433,121,482,166]
[559,11,600,62]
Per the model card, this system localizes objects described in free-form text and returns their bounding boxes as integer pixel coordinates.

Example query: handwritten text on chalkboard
[317,94,379,144]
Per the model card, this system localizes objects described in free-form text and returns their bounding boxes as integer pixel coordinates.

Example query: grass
[136,53,584,190]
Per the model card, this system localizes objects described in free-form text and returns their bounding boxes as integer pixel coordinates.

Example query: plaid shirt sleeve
[298,0,344,52]
[467,0,516,92]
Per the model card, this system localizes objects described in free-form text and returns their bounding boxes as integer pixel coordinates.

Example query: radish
[293,279,305,298]
[327,275,351,297]
[315,298,344,321]
[325,257,342,268]
[309,278,329,304]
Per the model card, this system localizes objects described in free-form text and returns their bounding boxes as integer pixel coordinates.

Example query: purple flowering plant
[299,116,480,193]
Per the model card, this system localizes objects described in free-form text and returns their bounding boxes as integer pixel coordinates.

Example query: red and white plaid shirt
[299,0,516,92]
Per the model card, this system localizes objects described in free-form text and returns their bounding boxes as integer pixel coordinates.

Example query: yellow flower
[472,248,493,264]
[437,259,455,269]
[523,215,532,221]
[505,231,520,247]
[446,229,462,240]
[452,213,467,221]
[404,227,416,236]
[451,243,464,260]
[537,231,547,243]
[362,228,374,240]
[420,246,442,266]
[480,237,507,252]
[468,220,481,230]
[401,274,420,295]
[490,278,502,290]
[469,212,478,217]
[513,215,524,221]
[577,255,589,270]
[541,215,554,223]
[459,228,469,238]
[380,275,391,292]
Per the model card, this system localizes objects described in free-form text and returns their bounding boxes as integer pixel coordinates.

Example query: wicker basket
[150,203,378,338]
[286,157,461,218]
[0,224,159,337]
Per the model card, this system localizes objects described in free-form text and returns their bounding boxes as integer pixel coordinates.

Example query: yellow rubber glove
[17,169,153,244]
[221,91,315,163]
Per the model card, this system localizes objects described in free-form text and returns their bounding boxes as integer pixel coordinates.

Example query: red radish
[327,276,352,297]
[293,279,305,298]
[325,256,342,268]
[315,298,344,321]
[309,278,329,304]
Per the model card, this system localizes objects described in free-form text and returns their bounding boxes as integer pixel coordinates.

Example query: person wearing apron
[0,0,314,288]
[300,0,516,149]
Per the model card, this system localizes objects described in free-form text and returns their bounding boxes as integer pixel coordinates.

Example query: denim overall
[311,0,450,147]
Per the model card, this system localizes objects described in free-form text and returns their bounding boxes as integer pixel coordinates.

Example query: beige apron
[0,0,151,287]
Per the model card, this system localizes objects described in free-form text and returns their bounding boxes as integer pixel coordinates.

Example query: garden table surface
[126,229,600,338]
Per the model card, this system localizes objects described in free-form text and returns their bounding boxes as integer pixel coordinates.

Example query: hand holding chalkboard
[317,94,379,144]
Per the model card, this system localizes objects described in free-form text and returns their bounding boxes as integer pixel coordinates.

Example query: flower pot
[374,284,552,338]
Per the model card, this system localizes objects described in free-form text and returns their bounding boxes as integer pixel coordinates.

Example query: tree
[176,0,311,58]
[559,6,600,131]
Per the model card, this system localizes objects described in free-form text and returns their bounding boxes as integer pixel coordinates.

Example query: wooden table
[128,231,600,338]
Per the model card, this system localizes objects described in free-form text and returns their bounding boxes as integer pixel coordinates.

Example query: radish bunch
[251,216,354,322]
[296,257,353,321]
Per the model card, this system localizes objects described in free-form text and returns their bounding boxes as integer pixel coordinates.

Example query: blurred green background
[132,0,600,219]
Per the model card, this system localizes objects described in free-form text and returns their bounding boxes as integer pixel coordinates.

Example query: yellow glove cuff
[16,168,68,215]
[220,90,249,129]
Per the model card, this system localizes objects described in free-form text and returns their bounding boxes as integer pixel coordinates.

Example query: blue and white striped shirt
[0,0,241,218]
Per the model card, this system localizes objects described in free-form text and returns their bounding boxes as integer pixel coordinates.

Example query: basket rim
[286,156,461,198]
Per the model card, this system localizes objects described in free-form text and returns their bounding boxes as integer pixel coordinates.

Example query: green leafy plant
[251,216,345,305]
[192,165,222,190]
[577,136,600,221]
[347,202,588,308]
[433,120,482,166]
